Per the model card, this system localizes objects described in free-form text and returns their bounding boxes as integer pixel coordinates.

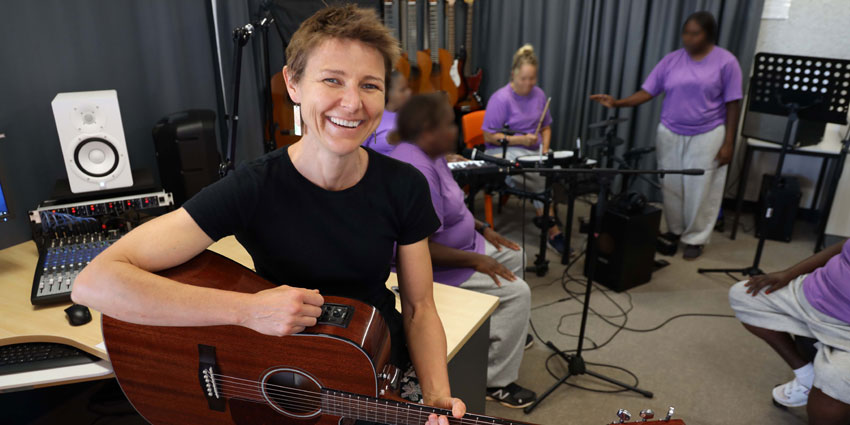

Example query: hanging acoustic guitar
[101,251,537,425]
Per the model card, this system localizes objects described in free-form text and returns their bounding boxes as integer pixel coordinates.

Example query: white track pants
[655,123,727,246]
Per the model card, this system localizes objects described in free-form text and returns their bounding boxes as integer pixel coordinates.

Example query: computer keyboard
[0,342,97,376]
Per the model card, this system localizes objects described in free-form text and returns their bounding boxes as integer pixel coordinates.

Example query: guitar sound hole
[261,367,322,418]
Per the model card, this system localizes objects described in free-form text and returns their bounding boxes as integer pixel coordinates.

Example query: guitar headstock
[608,407,686,424]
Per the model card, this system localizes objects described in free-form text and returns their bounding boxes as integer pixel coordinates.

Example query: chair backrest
[461,110,487,149]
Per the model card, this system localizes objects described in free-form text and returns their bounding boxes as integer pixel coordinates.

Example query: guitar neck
[429,1,438,62]
[447,1,455,56]
[407,0,418,64]
[463,0,474,75]
[383,1,398,41]
[321,388,537,425]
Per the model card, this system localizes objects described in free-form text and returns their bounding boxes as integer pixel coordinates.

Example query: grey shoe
[683,244,703,260]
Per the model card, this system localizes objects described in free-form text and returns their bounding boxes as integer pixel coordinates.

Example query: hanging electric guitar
[455,0,483,112]
[101,251,538,425]
[446,0,465,104]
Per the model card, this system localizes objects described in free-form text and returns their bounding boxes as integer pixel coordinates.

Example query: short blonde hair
[286,5,401,84]
[511,43,538,74]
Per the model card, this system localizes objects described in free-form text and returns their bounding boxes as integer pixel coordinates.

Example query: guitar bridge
[198,344,226,411]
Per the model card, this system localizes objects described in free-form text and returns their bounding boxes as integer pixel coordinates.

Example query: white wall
[731,0,850,237]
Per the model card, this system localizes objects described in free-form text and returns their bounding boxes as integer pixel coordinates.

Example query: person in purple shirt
[482,44,566,255]
[390,93,537,409]
[362,70,412,155]
[729,238,850,422]
[591,11,742,260]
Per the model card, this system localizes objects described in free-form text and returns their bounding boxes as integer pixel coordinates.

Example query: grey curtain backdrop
[471,0,765,198]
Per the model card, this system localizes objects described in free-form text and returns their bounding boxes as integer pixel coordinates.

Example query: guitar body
[454,54,467,104]
[437,48,459,105]
[396,53,411,81]
[414,50,435,93]
[455,68,483,112]
[103,251,391,425]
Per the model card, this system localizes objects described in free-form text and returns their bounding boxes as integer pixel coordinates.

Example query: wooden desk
[0,237,498,411]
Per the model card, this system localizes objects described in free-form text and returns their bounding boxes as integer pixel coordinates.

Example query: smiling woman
[70,5,465,425]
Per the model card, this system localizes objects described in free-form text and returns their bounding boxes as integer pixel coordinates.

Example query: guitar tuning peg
[664,406,675,421]
[617,409,632,423]
[640,409,654,421]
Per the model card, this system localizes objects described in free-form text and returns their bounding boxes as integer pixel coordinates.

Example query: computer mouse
[65,304,92,326]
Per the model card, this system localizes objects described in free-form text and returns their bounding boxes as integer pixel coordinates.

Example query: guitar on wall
[427,0,458,105]
[446,0,465,105]
[102,252,689,425]
[455,0,483,113]
[385,0,411,81]
[407,0,434,94]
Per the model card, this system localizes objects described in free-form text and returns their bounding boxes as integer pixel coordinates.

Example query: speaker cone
[74,137,120,177]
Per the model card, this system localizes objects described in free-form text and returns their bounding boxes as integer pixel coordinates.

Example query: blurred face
[284,38,386,156]
[511,64,537,96]
[419,105,458,156]
[682,20,710,54]
[386,74,412,111]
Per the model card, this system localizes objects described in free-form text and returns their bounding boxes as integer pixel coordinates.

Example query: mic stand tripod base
[523,340,654,414]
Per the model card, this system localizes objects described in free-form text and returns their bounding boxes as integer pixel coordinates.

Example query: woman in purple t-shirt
[591,11,742,260]
[481,44,566,255]
[362,70,412,155]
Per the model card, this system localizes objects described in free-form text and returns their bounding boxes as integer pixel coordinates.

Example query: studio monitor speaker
[51,90,133,193]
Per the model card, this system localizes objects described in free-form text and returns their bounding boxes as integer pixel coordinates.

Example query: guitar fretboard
[321,388,532,425]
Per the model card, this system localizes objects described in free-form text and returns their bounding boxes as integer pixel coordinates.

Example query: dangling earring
[293,103,302,136]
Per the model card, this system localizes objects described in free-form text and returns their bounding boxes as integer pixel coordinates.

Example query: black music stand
[699,53,850,277]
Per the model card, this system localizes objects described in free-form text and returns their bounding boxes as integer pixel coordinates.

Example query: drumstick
[534,97,552,137]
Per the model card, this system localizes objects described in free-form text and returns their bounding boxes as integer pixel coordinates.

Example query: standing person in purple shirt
[481,44,567,255]
[391,93,537,409]
[591,11,742,260]
[729,238,850,423]
[362,70,412,155]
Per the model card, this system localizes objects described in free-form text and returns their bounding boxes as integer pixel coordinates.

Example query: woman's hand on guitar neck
[426,396,466,425]
[238,285,324,336]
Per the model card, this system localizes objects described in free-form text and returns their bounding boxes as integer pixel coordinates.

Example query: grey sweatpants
[655,123,727,246]
[459,240,531,388]
[729,276,850,404]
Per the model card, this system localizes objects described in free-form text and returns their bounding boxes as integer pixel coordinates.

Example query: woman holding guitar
[72,5,465,425]
[481,44,565,255]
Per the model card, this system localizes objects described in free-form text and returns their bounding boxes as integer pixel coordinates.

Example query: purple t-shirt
[390,143,485,286]
[362,110,397,156]
[482,83,552,150]
[642,47,743,136]
[803,239,850,324]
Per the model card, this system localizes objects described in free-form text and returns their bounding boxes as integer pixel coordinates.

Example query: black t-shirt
[183,146,440,365]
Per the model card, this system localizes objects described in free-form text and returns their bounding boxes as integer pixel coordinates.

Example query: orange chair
[461,110,494,229]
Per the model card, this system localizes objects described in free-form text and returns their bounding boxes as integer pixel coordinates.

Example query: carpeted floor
[478,195,819,425]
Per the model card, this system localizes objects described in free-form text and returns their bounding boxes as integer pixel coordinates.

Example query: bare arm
[72,208,323,335]
[396,239,465,422]
[482,130,535,146]
[783,239,845,278]
[540,126,552,153]
[589,89,653,108]
[745,239,846,295]
[716,100,741,165]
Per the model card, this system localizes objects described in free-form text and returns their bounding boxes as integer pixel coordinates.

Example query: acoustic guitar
[102,251,537,425]
[427,0,458,105]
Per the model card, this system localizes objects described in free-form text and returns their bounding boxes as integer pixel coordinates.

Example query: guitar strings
[208,375,521,425]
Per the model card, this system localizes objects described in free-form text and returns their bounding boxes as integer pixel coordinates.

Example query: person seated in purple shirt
[362,70,412,155]
[590,11,743,260]
[390,93,537,409]
[729,239,850,424]
[481,44,566,255]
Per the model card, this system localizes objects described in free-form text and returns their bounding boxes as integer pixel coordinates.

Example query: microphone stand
[503,165,705,414]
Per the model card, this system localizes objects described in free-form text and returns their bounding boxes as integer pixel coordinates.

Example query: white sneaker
[772,378,810,407]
